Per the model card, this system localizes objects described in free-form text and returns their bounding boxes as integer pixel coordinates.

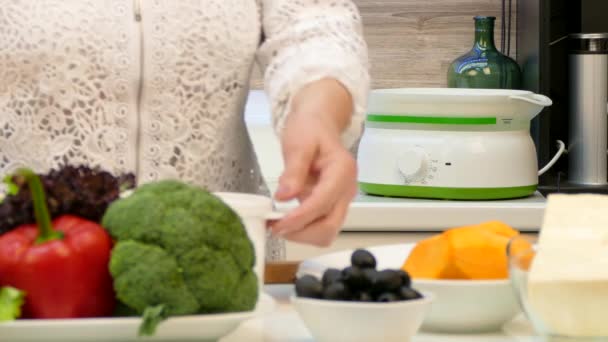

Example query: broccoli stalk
[139,304,167,336]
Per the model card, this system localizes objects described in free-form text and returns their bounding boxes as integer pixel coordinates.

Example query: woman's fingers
[281,194,353,247]
[275,128,317,202]
[271,148,356,241]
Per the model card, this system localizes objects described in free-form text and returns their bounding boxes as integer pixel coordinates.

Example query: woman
[0,0,370,255]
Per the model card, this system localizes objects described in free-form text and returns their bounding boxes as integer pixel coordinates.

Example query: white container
[357,88,553,200]
[213,192,283,296]
[292,293,433,342]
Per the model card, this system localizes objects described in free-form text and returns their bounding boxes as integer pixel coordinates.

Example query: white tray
[0,293,275,341]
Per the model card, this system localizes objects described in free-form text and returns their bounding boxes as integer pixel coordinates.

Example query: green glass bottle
[447,16,522,89]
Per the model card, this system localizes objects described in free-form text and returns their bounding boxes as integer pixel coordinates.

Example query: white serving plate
[0,293,275,341]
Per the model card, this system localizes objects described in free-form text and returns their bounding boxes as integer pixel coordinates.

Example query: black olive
[373,270,402,294]
[400,287,423,300]
[361,268,378,287]
[377,292,400,302]
[295,275,323,299]
[351,249,377,269]
[322,268,343,287]
[397,269,412,288]
[323,281,352,301]
[342,266,370,290]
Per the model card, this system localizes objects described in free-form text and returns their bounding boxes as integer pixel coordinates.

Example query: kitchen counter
[277,192,546,232]
[284,231,539,261]
[222,285,541,342]
[279,192,543,260]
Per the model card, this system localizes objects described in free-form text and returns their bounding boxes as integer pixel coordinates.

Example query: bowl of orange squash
[297,221,533,334]
[403,221,534,333]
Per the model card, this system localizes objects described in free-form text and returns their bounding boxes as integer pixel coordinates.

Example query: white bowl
[292,293,433,342]
[297,243,521,334]
[414,279,519,333]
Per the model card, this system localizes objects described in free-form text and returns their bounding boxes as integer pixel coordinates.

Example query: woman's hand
[269,78,358,247]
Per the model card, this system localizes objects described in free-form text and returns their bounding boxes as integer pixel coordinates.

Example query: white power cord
[538,140,566,176]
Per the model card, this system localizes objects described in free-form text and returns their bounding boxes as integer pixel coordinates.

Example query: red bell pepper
[0,168,115,318]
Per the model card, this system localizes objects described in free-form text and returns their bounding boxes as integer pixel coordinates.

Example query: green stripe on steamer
[366,114,497,125]
[358,182,537,200]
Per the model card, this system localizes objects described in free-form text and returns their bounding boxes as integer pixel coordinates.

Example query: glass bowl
[507,237,608,341]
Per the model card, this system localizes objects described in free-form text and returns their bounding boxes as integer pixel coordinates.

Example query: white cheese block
[528,194,608,337]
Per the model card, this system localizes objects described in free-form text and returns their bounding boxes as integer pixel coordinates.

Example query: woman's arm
[256,0,370,149]
[257,0,370,247]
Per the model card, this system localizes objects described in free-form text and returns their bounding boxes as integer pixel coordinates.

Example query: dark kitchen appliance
[517,0,608,195]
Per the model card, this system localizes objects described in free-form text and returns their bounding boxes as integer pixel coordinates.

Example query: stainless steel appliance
[568,34,608,185]
[518,0,608,194]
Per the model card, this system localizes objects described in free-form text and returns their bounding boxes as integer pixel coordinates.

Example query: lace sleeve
[256,0,370,149]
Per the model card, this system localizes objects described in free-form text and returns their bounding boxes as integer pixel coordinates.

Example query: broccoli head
[102,180,258,334]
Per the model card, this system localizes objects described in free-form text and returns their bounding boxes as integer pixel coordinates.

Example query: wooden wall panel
[250,0,516,90]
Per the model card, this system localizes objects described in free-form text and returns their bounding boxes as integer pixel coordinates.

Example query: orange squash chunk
[403,221,523,280]
[444,227,511,279]
[402,234,452,279]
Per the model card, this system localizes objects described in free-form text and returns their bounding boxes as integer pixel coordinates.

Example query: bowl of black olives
[292,249,434,342]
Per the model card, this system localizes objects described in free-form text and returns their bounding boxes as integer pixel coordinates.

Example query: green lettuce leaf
[0,287,25,322]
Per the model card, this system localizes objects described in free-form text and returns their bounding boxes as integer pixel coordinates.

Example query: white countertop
[277,192,546,232]
[222,285,541,342]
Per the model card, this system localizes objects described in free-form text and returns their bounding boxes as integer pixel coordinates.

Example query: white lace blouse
[0,0,369,195]
[0,0,369,259]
